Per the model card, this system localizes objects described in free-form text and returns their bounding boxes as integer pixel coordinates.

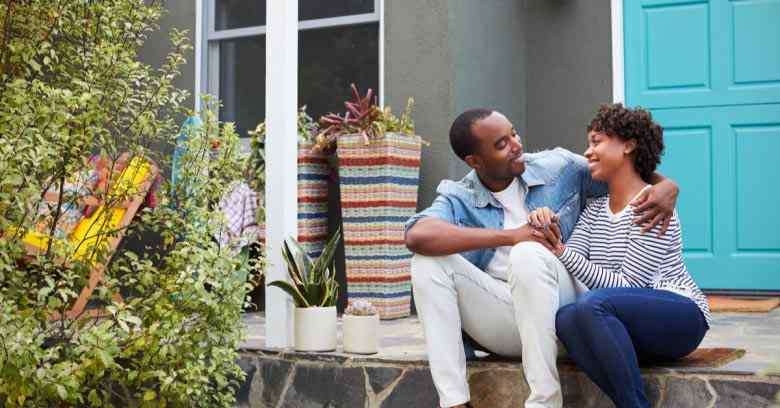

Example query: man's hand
[630,180,679,235]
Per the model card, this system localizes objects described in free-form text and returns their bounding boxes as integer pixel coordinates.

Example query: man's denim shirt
[405,148,607,272]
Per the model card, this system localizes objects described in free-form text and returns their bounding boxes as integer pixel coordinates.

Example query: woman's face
[584,131,632,182]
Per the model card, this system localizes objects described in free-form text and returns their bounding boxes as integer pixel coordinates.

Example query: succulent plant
[297,105,319,142]
[344,300,378,316]
[314,84,387,153]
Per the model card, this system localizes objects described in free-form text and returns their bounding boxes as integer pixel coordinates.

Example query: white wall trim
[611,0,625,103]
[208,25,267,41]
[194,0,203,111]
[379,0,385,107]
[208,12,380,41]
[299,13,380,31]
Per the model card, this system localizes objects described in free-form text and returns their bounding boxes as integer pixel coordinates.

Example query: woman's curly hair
[587,103,664,183]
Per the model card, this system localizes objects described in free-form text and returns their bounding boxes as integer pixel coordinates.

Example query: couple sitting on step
[404,103,710,408]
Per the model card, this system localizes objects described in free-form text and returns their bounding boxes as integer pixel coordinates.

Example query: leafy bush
[0,1,257,406]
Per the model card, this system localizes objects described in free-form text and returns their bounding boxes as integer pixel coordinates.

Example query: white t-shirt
[485,178,529,280]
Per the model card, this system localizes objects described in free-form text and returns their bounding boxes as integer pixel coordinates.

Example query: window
[201,0,381,138]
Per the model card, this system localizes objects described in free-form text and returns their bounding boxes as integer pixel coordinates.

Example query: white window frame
[195,0,384,114]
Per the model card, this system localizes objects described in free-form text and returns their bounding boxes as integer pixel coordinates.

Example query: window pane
[299,0,374,21]
[219,36,266,138]
[218,23,379,138]
[215,0,266,30]
[214,0,374,31]
[299,23,379,119]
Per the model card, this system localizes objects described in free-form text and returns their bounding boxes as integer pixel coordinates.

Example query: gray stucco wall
[384,0,528,211]
[449,0,527,181]
[524,0,613,154]
[386,1,612,210]
[384,0,455,211]
[138,0,197,114]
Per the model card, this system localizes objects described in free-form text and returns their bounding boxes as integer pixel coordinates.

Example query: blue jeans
[556,288,708,408]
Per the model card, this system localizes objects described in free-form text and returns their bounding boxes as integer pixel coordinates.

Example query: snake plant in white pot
[269,228,341,352]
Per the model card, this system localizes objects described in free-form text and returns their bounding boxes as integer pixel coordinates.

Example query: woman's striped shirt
[558,195,711,325]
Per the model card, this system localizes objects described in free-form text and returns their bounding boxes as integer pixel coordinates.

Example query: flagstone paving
[236,309,780,407]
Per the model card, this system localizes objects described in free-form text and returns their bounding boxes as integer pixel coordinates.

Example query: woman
[528,103,710,408]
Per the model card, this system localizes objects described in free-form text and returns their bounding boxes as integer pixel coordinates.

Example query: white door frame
[611,0,625,104]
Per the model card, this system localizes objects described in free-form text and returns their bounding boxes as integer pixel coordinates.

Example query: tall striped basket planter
[337,132,422,319]
[258,139,330,260]
[296,140,330,259]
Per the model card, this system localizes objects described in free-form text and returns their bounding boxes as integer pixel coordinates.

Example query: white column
[265,0,298,348]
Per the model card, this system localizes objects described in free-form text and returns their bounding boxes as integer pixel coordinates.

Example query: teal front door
[624,0,780,290]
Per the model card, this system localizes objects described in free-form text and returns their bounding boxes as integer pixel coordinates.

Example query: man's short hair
[449,108,494,160]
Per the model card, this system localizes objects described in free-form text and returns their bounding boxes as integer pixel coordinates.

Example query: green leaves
[143,390,157,401]
[0,1,254,407]
[269,228,341,308]
[268,280,310,307]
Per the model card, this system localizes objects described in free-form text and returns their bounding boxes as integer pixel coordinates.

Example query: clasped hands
[502,209,564,256]
[527,208,565,256]
[515,184,679,256]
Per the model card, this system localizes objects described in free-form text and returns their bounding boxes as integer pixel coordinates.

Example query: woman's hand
[528,207,560,229]
[528,208,565,256]
[630,180,679,235]
[532,222,565,256]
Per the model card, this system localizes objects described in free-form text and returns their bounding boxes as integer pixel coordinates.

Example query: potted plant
[343,300,380,354]
[314,84,423,319]
[269,228,341,352]
[248,107,330,259]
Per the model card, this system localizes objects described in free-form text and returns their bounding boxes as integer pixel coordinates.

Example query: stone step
[235,350,780,408]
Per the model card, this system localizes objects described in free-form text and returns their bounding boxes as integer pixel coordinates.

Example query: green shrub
[0,1,258,406]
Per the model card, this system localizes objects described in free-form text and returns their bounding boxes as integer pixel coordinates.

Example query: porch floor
[241,308,779,374]
[236,308,780,407]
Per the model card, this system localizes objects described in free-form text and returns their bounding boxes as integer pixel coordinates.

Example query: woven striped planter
[258,140,330,260]
[296,140,330,259]
[337,132,422,319]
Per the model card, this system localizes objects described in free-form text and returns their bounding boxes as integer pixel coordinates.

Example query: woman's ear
[624,139,638,155]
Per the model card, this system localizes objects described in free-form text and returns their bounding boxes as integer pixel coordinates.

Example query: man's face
[466,112,526,182]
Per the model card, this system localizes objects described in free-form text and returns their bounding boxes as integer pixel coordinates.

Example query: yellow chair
[21,155,159,319]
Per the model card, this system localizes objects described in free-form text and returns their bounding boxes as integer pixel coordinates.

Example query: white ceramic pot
[342,313,379,354]
[294,306,337,352]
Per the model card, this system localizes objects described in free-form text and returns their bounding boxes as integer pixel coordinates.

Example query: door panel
[660,126,713,253]
[653,105,780,290]
[626,0,780,290]
[626,0,780,109]
[644,2,711,91]
[734,125,780,250]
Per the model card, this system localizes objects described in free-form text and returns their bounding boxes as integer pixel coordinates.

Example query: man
[404,109,679,408]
